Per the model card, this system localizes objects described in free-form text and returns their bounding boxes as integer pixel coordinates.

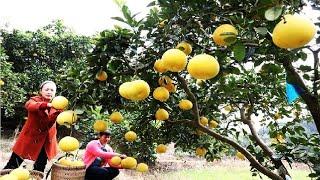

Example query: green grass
[161,167,311,180]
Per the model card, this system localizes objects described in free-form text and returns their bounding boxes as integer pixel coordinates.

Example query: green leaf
[254,27,268,35]
[227,66,241,75]
[122,5,133,25]
[298,65,312,72]
[254,58,264,67]
[233,43,246,61]
[261,63,282,74]
[303,74,310,80]
[74,109,84,114]
[265,6,283,21]
[309,173,318,178]
[111,17,126,24]
[147,1,156,7]
[298,52,308,61]
[221,32,237,45]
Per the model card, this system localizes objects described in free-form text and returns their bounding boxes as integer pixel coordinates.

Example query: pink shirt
[83,140,117,168]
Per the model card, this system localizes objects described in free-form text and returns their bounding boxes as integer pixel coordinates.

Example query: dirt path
[0,138,309,180]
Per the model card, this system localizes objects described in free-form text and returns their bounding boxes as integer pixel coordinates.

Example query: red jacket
[12,96,61,161]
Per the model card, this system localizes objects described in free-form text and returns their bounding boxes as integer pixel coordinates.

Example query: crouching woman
[83,131,126,180]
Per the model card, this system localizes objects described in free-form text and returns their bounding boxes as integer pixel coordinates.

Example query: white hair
[39,80,56,90]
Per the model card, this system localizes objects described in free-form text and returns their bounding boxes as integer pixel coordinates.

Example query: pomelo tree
[0,20,92,94]
[0,0,319,179]
[56,0,320,179]
[0,21,92,130]
[0,46,28,117]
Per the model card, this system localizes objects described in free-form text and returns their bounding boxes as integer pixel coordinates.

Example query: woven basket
[0,169,44,180]
[51,163,86,180]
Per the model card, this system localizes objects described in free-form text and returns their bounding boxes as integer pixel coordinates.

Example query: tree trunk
[282,60,320,135]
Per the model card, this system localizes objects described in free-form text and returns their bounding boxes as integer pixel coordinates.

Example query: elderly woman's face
[40,83,56,100]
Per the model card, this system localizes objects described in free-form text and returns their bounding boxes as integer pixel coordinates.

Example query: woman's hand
[47,103,52,108]
[119,154,127,159]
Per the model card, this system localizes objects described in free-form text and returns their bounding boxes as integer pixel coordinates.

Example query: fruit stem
[282,15,287,24]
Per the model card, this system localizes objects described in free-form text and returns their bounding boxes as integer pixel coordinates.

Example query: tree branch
[167,118,195,125]
[282,59,320,135]
[174,73,201,125]
[306,46,320,97]
[223,119,242,134]
[174,73,283,180]
[198,125,283,180]
[240,106,290,179]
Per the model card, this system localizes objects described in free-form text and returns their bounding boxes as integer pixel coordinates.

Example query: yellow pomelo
[187,54,220,80]
[93,120,108,132]
[132,80,150,101]
[10,168,30,180]
[58,136,80,152]
[125,131,137,142]
[196,79,205,86]
[110,111,123,123]
[0,79,4,86]
[154,59,167,73]
[155,108,169,121]
[195,147,207,157]
[209,120,218,128]
[119,80,150,101]
[156,144,167,154]
[199,116,208,126]
[164,83,177,93]
[153,87,170,102]
[119,82,131,100]
[70,160,85,167]
[276,134,285,143]
[272,14,316,49]
[162,49,187,72]
[158,76,176,93]
[224,105,232,112]
[236,151,245,160]
[121,157,137,169]
[136,163,149,173]
[51,96,68,110]
[0,174,19,180]
[158,19,168,28]
[176,41,192,55]
[96,70,108,81]
[178,99,193,111]
[56,110,78,126]
[58,157,73,166]
[110,156,122,166]
[212,24,238,46]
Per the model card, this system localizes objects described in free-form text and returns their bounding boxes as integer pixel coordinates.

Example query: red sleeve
[25,99,47,112]
[48,108,62,121]
[39,102,48,110]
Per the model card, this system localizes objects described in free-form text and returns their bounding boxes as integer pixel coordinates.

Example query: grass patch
[161,167,311,180]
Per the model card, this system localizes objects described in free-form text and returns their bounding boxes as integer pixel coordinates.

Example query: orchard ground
[0,134,311,180]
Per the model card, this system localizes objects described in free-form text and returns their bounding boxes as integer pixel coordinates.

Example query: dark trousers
[4,147,48,172]
[85,158,119,180]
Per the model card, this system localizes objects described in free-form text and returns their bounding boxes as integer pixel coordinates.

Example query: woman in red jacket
[3,80,62,172]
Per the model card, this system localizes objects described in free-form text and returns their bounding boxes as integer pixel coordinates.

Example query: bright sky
[0,0,151,35]
[1,0,318,37]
